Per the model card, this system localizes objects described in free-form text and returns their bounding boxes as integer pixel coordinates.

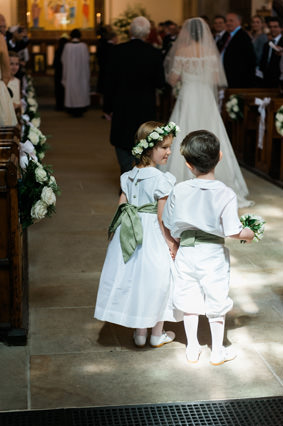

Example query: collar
[230,26,241,38]
[185,178,225,190]
[127,166,161,181]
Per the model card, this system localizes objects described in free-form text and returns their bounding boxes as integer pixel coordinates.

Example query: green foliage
[112,4,150,41]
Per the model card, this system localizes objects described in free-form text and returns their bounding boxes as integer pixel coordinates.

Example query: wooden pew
[222,88,283,185]
[0,126,28,345]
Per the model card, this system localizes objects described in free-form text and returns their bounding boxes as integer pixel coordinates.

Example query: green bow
[180,230,224,246]
[108,202,158,263]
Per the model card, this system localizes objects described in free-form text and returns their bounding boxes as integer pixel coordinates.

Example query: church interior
[0,0,283,424]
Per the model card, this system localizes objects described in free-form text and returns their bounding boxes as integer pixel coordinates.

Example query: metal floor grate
[0,397,282,426]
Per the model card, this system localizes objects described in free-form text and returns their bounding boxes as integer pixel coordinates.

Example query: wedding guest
[0,33,17,126]
[250,15,268,67]
[53,34,69,110]
[212,15,229,52]
[8,51,21,109]
[259,17,283,88]
[61,28,90,117]
[162,20,179,58]
[96,29,118,119]
[147,20,162,48]
[104,16,165,174]
[222,13,256,87]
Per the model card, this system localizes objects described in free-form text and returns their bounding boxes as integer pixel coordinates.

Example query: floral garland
[19,75,60,229]
[275,105,283,136]
[225,94,244,121]
[132,122,180,158]
[112,5,150,42]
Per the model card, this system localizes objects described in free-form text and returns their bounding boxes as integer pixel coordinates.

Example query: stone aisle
[1,105,283,411]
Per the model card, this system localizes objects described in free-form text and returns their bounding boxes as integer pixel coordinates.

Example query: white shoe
[133,331,147,347]
[150,331,175,348]
[210,346,237,366]
[186,346,201,363]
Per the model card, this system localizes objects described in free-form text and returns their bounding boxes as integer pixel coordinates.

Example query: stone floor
[0,103,283,412]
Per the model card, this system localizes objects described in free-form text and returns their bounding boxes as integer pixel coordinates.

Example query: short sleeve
[221,192,243,236]
[154,172,176,200]
[162,188,175,231]
[120,173,128,195]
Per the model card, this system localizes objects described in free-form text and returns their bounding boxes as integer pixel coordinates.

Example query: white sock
[184,314,199,349]
[151,321,164,336]
[136,328,147,337]
[209,317,225,353]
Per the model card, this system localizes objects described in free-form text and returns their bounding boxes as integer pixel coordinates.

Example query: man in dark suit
[212,15,228,52]
[222,13,256,88]
[105,16,165,174]
[259,17,283,88]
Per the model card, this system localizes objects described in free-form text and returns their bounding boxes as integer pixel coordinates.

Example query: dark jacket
[260,35,283,88]
[105,39,165,150]
[223,28,256,88]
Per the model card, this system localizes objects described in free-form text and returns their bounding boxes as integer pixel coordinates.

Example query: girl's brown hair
[135,121,165,166]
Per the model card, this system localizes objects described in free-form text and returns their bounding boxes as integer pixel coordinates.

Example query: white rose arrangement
[225,94,243,121]
[19,75,60,228]
[275,105,283,136]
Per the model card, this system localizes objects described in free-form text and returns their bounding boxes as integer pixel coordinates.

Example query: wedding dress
[161,18,253,208]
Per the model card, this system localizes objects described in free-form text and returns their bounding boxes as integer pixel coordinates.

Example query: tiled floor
[0,105,282,412]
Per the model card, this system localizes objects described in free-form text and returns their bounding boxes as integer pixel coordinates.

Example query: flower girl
[94,121,181,347]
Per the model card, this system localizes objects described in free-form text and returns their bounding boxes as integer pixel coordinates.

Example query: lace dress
[162,55,253,208]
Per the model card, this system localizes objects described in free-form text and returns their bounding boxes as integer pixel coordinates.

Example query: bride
[161,17,253,208]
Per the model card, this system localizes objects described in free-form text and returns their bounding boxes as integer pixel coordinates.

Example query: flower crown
[132,122,180,158]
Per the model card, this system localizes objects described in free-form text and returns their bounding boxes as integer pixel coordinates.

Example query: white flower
[28,128,40,145]
[31,117,41,128]
[139,139,148,149]
[27,97,37,106]
[38,151,45,160]
[35,166,48,183]
[29,106,37,113]
[231,97,238,105]
[155,127,163,134]
[31,200,48,220]
[277,113,283,122]
[233,105,239,112]
[49,175,57,186]
[41,186,56,205]
[149,131,159,140]
[230,112,236,119]
[20,154,29,170]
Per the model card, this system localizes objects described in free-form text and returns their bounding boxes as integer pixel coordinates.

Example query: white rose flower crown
[132,122,180,158]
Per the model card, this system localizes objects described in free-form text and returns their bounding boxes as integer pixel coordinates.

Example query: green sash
[108,202,158,263]
[180,229,224,247]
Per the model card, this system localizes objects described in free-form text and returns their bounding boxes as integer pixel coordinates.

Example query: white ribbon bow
[19,140,38,170]
[254,97,271,150]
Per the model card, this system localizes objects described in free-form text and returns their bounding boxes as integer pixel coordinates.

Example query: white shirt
[121,166,176,206]
[162,178,242,239]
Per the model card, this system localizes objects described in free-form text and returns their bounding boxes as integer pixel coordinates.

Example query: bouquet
[275,105,283,136]
[225,94,244,120]
[240,214,265,243]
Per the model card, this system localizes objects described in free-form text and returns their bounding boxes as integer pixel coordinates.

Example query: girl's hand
[169,241,179,260]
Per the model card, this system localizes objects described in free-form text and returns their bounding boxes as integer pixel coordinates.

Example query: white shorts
[173,244,233,320]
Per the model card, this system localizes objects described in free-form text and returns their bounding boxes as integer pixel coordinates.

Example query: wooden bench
[0,126,28,345]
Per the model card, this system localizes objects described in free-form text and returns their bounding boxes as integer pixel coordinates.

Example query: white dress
[162,56,253,208]
[94,166,179,328]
